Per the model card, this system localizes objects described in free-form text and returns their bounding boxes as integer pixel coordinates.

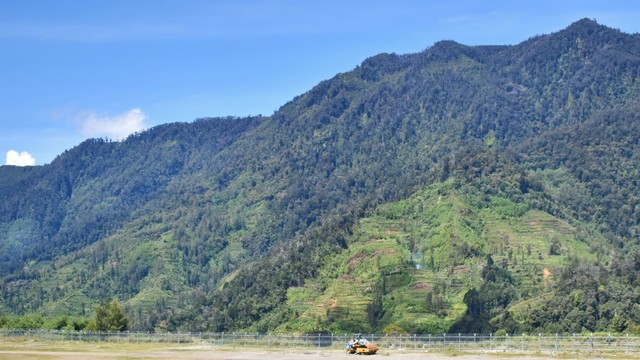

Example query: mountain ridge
[2,19,640,334]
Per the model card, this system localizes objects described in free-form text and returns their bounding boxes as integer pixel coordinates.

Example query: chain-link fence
[1,329,639,355]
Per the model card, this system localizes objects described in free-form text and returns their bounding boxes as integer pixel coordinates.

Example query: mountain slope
[0,118,260,273]
[1,19,640,333]
[281,176,604,334]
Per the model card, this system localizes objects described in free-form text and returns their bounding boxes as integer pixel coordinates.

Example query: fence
[1,329,639,355]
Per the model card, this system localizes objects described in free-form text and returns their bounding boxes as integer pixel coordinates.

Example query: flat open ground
[0,341,633,360]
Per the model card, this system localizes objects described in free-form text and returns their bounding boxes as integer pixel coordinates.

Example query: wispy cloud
[79,108,148,140]
[5,150,35,166]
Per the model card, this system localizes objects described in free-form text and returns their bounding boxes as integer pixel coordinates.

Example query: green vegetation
[1,19,640,334]
[274,175,634,334]
[87,299,129,331]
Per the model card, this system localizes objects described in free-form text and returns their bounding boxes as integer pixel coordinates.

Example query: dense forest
[1,19,640,334]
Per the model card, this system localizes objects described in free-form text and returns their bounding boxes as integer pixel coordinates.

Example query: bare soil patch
[0,341,628,360]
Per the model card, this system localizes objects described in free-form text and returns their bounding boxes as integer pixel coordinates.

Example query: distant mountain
[1,19,640,334]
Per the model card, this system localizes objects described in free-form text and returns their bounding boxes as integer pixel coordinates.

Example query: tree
[549,237,561,256]
[88,299,129,331]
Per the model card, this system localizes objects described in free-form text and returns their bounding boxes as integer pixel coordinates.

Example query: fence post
[489,333,492,351]
[627,333,629,353]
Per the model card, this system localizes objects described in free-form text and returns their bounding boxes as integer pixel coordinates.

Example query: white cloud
[5,150,36,166]
[79,108,148,140]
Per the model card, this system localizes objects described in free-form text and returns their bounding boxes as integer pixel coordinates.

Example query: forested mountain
[2,19,640,334]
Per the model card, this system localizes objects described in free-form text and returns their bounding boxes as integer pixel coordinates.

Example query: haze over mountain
[2,19,640,334]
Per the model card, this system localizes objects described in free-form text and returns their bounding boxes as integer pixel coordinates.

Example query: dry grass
[1,339,637,360]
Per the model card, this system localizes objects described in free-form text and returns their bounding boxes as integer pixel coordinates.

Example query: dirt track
[0,342,625,360]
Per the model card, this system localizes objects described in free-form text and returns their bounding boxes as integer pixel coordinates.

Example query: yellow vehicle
[346,335,378,355]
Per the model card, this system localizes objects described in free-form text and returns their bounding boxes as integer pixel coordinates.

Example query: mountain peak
[417,39,476,64]
[557,17,627,43]
[566,18,602,31]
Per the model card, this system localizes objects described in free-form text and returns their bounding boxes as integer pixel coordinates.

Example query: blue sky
[2,1,639,165]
